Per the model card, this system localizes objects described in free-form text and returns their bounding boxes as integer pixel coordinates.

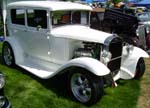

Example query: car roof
[7,1,92,11]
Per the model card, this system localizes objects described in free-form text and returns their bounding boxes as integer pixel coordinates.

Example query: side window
[11,9,25,25]
[72,11,81,24]
[27,9,47,29]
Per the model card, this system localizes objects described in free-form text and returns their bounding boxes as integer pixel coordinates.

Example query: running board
[18,62,58,79]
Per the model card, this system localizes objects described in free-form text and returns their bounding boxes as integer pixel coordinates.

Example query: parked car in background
[136,12,150,51]
[92,7,150,52]
[0,72,11,108]
[1,0,149,105]
[120,7,150,51]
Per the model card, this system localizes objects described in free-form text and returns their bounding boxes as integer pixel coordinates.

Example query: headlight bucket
[101,49,112,65]
[0,73,5,89]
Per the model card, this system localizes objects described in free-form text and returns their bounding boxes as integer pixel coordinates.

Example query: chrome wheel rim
[71,73,92,103]
[3,45,13,66]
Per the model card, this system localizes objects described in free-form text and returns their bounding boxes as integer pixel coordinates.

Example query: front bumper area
[103,73,116,88]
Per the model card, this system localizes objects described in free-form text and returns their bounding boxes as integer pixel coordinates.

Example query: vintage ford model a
[0,0,149,105]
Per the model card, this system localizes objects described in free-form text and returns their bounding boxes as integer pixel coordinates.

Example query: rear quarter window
[11,9,25,25]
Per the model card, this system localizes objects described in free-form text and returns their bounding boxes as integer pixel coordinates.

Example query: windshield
[137,12,150,22]
[51,10,90,28]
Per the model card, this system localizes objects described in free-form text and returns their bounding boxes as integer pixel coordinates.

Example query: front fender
[57,57,110,76]
[120,46,149,79]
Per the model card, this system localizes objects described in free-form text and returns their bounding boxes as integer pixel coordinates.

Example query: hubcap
[3,46,13,66]
[71,73,92,103]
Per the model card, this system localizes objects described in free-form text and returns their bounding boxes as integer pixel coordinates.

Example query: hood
[51,25,115,44]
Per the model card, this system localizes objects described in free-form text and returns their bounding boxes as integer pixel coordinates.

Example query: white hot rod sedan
[1,0,149,105]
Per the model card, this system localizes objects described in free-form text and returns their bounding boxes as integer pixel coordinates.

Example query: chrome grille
[107,37,122,76]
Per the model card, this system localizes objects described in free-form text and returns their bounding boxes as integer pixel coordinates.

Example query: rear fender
[4,37,24,64]
[57,57,110,76]
[120,46,149,79]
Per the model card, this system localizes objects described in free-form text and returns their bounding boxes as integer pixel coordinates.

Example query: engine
[74,37,123,77]
[74,42,101,60]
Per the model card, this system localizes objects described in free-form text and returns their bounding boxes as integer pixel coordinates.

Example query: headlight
[101,49,112,65]
[126,44,134,54]
[146,27,150,34]
[136,29,139,36]
[0,73,5,89]
[0,96,6,107]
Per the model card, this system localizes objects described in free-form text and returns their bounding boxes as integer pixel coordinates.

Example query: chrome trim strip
[104,35,116,46]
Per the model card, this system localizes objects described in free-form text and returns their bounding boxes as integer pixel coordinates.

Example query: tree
[111,0,123,4]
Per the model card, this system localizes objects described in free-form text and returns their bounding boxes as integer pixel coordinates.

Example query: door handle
[36,25,42,31]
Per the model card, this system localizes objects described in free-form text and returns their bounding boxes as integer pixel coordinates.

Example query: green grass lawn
[0,42,149,108]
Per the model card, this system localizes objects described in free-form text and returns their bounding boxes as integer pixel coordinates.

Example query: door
[25,9,50,61]
[9,8,28,53]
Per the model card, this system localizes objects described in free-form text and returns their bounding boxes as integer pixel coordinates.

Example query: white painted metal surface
[120,46,149,79]
[7,1,92,11]
[57,57,110,76]
[18,57,110,79]
[51,25,114,44]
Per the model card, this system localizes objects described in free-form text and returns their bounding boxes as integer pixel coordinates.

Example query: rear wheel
[134,58,145,79]
[2,42,15,66]
[68,68,104,106]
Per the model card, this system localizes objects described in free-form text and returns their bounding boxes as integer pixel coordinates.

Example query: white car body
[0,0,149,105]
[2,0,149,80]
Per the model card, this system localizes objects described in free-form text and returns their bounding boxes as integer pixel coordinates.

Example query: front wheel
[67,68,104,106]
[134,58,145,79]
[2,42,15,66]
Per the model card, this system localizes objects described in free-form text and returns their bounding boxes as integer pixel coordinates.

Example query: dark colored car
[90,8,150,52]
[0,72,11,108]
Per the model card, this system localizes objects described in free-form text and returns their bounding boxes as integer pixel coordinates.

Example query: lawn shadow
[0,52,73,102]
[21,67,75,102]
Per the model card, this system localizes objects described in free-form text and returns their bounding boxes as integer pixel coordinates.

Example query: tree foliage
[111,0,123,4]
